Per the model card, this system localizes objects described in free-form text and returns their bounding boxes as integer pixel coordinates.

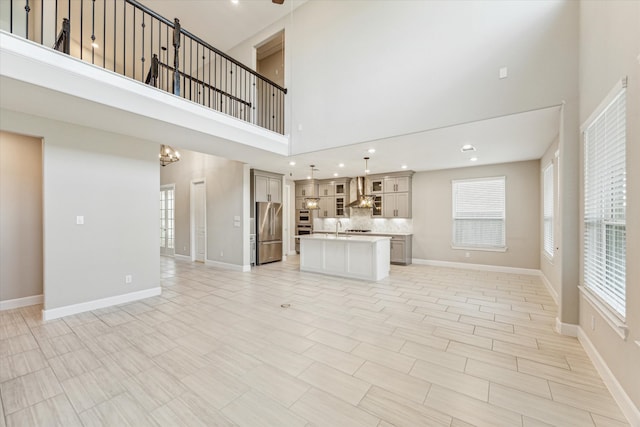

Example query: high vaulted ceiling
[138,0,307,52]
[135,0,565,180]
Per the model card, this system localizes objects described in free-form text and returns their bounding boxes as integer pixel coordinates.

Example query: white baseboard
[578,327,640,426]
[42,287,161,320]
[555,318,578,337]
[411,258,540,276]
[0,294,43,311]
[174,254,191,261]
[539,272,559,305]
[204,259,247,272]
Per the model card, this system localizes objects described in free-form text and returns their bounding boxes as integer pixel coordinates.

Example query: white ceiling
[139,0,306,52]
[1,0,562,182]
[244,106,561,180]
[138,0,561,180]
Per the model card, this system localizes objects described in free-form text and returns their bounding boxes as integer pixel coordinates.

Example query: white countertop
[313,230,413,236]
[298,234,391,242]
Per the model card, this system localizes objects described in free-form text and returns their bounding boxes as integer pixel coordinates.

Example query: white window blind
[452,177,505,249]
[543,163,554,258]
[583,84,626,318]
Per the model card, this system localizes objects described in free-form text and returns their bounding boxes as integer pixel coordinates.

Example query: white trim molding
[578,327,640,426]
[539,272,559,305]
[555,318,578,337]
[579,286,629,340]
[0,294,43,311]
[204,259,248,272]
[174,254,191,261]
[42,287,161,320]
[412,259,539,276]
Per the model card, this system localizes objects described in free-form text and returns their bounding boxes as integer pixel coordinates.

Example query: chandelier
[159,145,180,166]
[304,165,320,210]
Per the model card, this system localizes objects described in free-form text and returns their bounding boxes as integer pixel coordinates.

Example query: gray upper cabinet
[295,182,315,198]
[368,171,413,218]
[383,192,410,218]
[252,170,282,203]
[314,179,349,218]
[383,176,410,193]
[318,183,335,197]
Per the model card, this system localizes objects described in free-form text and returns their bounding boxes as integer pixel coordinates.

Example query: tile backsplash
[314,208,413,233]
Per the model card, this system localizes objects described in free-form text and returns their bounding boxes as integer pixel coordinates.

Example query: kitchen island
[298,234,391,281]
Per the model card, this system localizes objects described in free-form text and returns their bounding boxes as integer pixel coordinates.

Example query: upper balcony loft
[0,0,289,158]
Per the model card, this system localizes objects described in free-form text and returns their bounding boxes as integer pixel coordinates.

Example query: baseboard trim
[578,327,640,426]
[173,254,191,261]
[411,258,540,276]
[204,259,246,272]
[539,272,559,305]
[0,294,44,311]
[555,318,578,337]
[42,287,161,320]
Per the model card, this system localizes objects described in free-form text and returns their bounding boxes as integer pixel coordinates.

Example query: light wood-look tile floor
[0,256,629,427]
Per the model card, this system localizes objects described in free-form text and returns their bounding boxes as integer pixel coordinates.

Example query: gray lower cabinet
[390,235,412,265]
[367,233,412,265]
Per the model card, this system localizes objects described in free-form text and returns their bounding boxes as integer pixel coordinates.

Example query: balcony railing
[1,0,287,134]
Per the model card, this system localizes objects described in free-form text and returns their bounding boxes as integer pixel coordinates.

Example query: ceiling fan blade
[272,0,284,4]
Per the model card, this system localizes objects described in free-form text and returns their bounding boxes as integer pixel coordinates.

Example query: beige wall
[0,131,43,302]
[160,149,248,267]
[578,0,640,412]
[412,160,540,269]
[1,109,160,311]
[540,137,561,301]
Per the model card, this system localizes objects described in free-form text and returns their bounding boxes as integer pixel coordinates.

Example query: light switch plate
[499,67,508,79]
[76,216,84,225]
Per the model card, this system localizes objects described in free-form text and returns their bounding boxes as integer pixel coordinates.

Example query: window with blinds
[583,83,626,318]
[452,177,505,250]
[543,163,554,258]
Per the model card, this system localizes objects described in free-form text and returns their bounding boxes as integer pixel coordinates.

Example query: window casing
[583,83,626,319]
[452,177,505,250]
[543,163,554,258]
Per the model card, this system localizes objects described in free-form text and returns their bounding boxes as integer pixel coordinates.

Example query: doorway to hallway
[191,180,206,263]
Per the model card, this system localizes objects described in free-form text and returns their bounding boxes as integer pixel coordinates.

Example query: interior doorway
[191,180,206,263]
[255,30,284,129]
[160,184,175,256]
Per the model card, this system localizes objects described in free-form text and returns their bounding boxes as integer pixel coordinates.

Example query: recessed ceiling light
[470,157,478,162]
[461,144,476,152]
[368,148,376,154]
[401,165,408,169]
[338,163,345,168]
[231,0,239,4]
[306,175,311,179]
[333,173,339,177]
[289,161,296,166]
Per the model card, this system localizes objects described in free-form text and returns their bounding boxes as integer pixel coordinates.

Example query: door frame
[253,28,285,129]
[190,178,207,263]
[160,184,176,256]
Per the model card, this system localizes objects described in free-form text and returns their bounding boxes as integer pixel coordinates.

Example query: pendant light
[304,165,320,210]
[159,144,180,166]
[358,157,375,208]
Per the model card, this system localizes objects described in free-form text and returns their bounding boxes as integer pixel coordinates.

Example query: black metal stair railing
[2,0,287,134]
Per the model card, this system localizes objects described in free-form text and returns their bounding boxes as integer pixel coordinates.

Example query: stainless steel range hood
[347,177,375,208]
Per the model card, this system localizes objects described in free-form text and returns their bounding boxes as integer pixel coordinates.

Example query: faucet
[336,220,343,237]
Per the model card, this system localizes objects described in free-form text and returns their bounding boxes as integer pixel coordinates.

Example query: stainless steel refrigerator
[256,202,283,265]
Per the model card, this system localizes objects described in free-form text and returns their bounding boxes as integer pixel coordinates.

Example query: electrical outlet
[125,275,132,284]
[465,252,471,258]
[220,250,224,257]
